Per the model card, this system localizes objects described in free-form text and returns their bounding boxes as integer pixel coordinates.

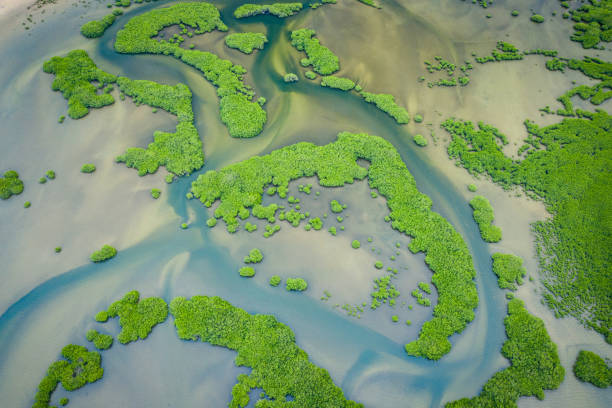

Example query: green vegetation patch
[290,28,340,75]
[90,245,117,263]
[225,32,268,54]
[492,253,526,290]
[442,112,612,343]
[358,91,410,124]
[234,3,303,19]
[569,1,612,49]
[413,134,428,147]
[239,266,256,277]
[351,240,361,249]
[531,14,545,23]
[80,164,96,173]
[115,77,204,176]
[86,329,113,350]
[469,195,502,243]
[475,41,523,64]
[286,277,308,291]
[115,2,266,139]
[370,275,399,309]
[330,199,345,213]
[555,57,612,116]
[0,170,24,200]
[80,9,122,38]
[321,76,356,91]
[190,132,478,360]
[446,298,564,407]
[269,275,281,286]
[43,50,117,119]
[443,111,612,342]
[573,350,612,388]
[244,248,263,263]
[169,295,361,407]
[33,344,103,408]
[104,290,168,344]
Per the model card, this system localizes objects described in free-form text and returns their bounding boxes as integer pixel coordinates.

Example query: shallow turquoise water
[0,1,610,407]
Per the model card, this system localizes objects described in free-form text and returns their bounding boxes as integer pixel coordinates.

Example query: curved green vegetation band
[573,350,612,388]
[115,2,266,138]
[115,77,204,176]
[443,111,612,343]
[446,298,564,407]
[43,50,116,119]
[190,132,478,360]
[170,295,361,407]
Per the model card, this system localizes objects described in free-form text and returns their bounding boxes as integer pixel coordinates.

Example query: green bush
[392,315,399,322]
[305,70,317,80]
[511,10,519,17]
[80,164,96,173]
[234,3,303,18]
[104,290,168,344]
[150,188,161,199]
[573,350,612,388]
[414,114,423,123]
[90,245,117,262]
[290,28,339,75]
[244,248,263,263]
[59,397,69,406]
[531,14,545,23]
[351,240,361,249]
[370,275,399,309]
[95,311,108,322]
[24,201,31,208]
[80,10,121,38]
[224,32,267,54]
[469,195,502,243]
[468,183,477,192]
[309,217,323,230]
[43,50,117,119]
[55,247,62,253]
[492,253,526,290]
[320,76,356,91]
[86,329,113,350]
[359,91,410,124]
[414,134,428,146]
[446,298,564,407]
[286,278,308,291]
[374,261,383,269]
[239,266,255,277]
[0,170,24,200]
[46,170,56,180]
[189,132,478,360]
[284,73,299,82]
[269,275,281,287]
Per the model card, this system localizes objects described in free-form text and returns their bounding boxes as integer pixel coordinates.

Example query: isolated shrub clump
[0,170,24,200]
[90,245,117,262]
